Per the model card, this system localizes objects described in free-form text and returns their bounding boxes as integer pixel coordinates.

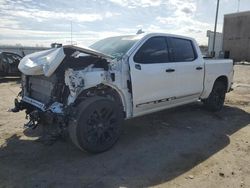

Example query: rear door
[167,37,204,100]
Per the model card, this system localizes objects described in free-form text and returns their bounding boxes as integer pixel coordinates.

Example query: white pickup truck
[12,33,234,153]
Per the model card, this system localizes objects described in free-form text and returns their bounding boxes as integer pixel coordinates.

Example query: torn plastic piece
[48,102,64,114]
[65,66,107,105]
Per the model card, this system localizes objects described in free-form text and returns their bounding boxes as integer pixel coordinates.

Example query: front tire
[203,81,227,112]
[69,97,123,153]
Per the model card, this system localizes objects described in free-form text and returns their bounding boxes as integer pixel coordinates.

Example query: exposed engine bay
[12,45,132,142]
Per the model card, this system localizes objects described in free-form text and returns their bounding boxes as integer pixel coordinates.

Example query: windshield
[89,35,140,59]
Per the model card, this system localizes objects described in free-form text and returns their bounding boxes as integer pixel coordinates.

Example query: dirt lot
[0,65,250,188]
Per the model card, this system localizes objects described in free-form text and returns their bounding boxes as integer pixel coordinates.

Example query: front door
[129,36,176,116]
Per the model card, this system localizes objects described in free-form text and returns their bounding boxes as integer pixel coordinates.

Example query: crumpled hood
[18,45,112,77]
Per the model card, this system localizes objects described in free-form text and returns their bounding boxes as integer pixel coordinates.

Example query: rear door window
[1,54,9,64]
[5,53,21,64]
[134,37,169,64]
[168,37,197,62]
[12,54,21,61]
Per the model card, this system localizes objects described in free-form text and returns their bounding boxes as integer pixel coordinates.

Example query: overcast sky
[0,0,250,47]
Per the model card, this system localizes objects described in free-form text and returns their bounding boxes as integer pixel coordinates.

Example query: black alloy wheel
[69,96,123,153]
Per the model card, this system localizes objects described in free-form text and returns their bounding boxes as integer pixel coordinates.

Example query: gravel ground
[0,65,249,188]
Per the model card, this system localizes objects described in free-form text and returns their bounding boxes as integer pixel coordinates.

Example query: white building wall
[207,30,223,58]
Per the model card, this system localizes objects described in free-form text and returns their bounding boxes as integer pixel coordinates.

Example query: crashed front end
[13,73,71,132]
[12,45,114,137]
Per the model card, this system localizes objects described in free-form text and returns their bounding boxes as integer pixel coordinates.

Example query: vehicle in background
[12,33,234,153]
[0,52,22,76]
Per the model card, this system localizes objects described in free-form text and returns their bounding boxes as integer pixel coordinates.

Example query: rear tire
[203,81,227,112]
[69,97,123,153]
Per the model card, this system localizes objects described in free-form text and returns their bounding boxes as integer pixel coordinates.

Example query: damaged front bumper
[21,96,64,113]
[11,94,72,132]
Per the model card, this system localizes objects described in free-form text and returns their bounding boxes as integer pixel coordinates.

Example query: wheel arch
[74,84,127,118]
[214,75,228,91]
[202,75,227,111]
[201,75,229,99]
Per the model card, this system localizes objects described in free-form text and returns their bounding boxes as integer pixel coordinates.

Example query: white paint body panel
[201,59,234,98]
[126,33,233,117]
